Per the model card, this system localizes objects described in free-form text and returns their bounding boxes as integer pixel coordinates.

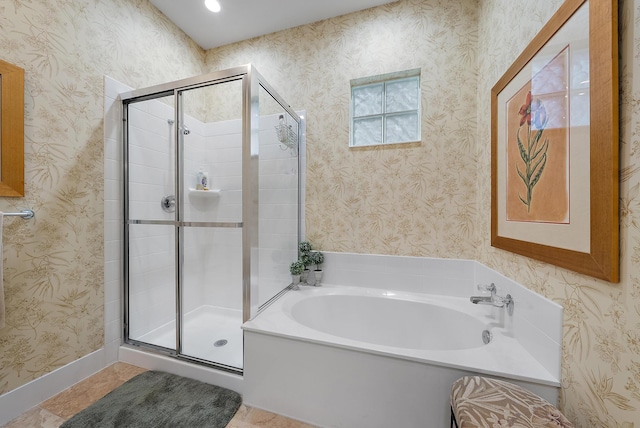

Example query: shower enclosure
[121,65,302,373]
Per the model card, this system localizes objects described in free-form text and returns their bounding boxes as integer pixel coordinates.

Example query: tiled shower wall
[105,76,300,346]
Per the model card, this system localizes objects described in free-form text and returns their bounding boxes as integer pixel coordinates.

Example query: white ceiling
[149,0,398,50]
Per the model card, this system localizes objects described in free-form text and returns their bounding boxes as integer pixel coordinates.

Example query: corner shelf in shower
[188,188,221,197]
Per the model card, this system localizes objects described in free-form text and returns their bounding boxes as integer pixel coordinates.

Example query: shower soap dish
[188,188,221,196]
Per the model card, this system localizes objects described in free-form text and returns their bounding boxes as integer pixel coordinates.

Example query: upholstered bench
[450,376,573,427]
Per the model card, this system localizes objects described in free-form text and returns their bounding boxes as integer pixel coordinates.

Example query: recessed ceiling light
[204,0,221,13]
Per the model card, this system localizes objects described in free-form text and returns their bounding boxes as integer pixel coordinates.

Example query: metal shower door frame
[121,64,301,373]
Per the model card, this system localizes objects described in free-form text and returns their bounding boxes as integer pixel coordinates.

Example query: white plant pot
[313,269,323,286]
[301,269,310,284]
[305,269,316,286]
[292,274,301,285]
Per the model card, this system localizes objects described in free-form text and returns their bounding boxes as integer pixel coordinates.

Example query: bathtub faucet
[470,283,497,305]
[470,283,514,316]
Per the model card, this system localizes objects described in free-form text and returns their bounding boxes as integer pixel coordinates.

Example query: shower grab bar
[128,219,243,228]
[3,209,35,219]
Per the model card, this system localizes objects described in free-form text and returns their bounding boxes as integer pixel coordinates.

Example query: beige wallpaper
[1,0,639,425]
[206,0,481,260]
[0,0,204,394]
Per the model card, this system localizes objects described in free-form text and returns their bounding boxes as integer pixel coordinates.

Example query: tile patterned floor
[1,362,315,428]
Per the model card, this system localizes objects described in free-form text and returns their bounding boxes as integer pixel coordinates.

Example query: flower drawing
[516,91,549,212]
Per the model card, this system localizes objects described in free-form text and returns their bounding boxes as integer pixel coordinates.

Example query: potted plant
[298,240,312,253]
[289,259,305,289]
[308,251,325,286]
[298,240,313,284]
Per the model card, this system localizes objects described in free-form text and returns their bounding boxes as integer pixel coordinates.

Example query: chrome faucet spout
[470,296,493,304]
[470,283,515,316]
[470,283,497,305]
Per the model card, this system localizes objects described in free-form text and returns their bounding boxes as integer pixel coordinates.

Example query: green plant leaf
[516,128,528,163]
[531,137,549,161]
[532,127,545,144]
[519,193,529,206]
[516,163,527,185]
[530,153,547,188]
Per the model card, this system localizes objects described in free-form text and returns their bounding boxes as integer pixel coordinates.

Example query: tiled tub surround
[243,252,562,428]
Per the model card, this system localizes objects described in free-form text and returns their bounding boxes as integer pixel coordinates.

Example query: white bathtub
[243,285,560,428]
[290,293,487,351]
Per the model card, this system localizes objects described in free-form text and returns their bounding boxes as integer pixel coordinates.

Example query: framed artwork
[0,59,24,197]
[491,0,619,282]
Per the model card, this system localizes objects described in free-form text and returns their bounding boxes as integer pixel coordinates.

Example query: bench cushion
[450,376,573,427]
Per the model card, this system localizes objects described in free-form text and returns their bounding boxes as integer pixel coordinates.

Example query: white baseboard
[0,349,108,426]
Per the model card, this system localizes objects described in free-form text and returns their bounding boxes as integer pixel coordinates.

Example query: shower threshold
[135,305,243,369]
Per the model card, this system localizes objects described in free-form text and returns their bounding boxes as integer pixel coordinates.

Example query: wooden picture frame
[491,0,619,282]
[0,59,25,197]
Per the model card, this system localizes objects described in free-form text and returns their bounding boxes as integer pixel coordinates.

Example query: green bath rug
[60,370,242,428]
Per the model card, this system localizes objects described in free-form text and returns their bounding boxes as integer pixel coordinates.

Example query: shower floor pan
[135,305,243,369]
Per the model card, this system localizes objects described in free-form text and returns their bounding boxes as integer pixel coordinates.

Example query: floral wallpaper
[0,0,639,425]
[206,0,481,259]
[0,0,204,394]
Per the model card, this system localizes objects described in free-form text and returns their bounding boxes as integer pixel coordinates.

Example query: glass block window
[350,69,421,147]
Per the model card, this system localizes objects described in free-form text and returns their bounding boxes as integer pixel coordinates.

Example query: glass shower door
[257,85,300,307]
[125,94,178,352]
[179,79,244,369]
